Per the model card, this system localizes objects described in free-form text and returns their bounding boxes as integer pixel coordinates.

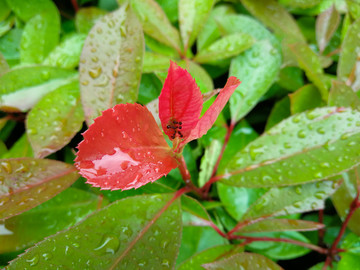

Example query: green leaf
[130,0,181,52]
[138,73,162,104]
[43,34,86,69]
[0,158,78,220]
[202,252,281,270]
[156,0,178,23]
[238,219,324,233]
[347,0,360,20]
[289,84,324,114]
[328,80,360,111]
[219,107,360,187]
[75,7,107,34]
[0,66,77,112]
[316,5,340,53]
[229,39,281,122]
[0,188,107,253]
[80,3,144,125]
[20,10,60,64]
[178,0,214,51]
[338,253,360,270]
[142,51,171,73]
[341,233,360,254]
[289,43,329,99]
[0,51,9,76]
[277,66,304,92]
[1,134,33,159]
[181,196,212,225]
[194,33,254,64]
[5,0,57,22]
[0,28,22,66]
[7,193,182,269]
[279,0,322,9]
[0,14,14,38]
[242,181,339,221]
[332,167,360,235]
[265,96,291,131]
[338,17,360,91]
[0,140,7,157]
[0,0,10,22]
[198,140,222,187]
[26,80,84,158]
[144,34,179,58]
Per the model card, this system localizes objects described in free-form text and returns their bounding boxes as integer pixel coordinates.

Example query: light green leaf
[0,158,78,220]
[289,84,323,114]
[179,0,214,51]
[198,140,221,187]
[1,134,33,159]
[0,66,77,112]
[80,3,144,125]
[328,80,360,111]
[341,233,360,254]
[5,0,57,22]
[142,51,171,73]
[279,0,322,9]
[316,5,340,53]
[7,194,182,269]
[0,51,9,76]
[194,33,254,64]
[220,107,360,188]
[75,7,107,34]
[0,28,22,66]
[0,14,14,38]
[229,39,281,122]
[338,253,360,270]
[26,80,84,158]
[43,34,86,69]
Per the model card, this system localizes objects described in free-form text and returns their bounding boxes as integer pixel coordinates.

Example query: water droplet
[1,161,12,174]
[89,67,102,79]
[295,186,302,195]
[297,130,306,138]
[42,253,52,261]
[248,145,264,161]
[26,254,39,266]
[320,162,330,168]
[94,234,120,255]
[162,259,170,268]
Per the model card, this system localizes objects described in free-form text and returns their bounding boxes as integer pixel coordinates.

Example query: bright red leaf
[75,103,178,190]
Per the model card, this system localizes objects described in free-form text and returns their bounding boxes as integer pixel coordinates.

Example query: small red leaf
[75,103,178,190]
[159,61,203,140]
[185,76,240,143]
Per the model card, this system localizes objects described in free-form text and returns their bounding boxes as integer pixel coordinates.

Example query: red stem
[71,0,79,12]
[318,209,325,246]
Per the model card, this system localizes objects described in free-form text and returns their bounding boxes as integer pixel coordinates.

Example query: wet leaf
[341,232,360,254]
[219,107,360,187]
[80,3,144,125]
[194,33,254,64]
[0,14,14,38]
[202,252,282,270]
[75,103,178,191]
[179,0,214,51]
[265,97,291,131]
[142,52,171,73]
[229,39,281,122]
[7,193,182,269]
[0,188,107,253]
[0,51,9,76]
[0,0,10,22]
[289,84,324,114]
[0,66,77,112]
[181,195,213,226]
[0,28,22,66]
[1,134,33,159]
[198,140,221,187]
[5,0,57,22]
[0,158,79,220]
[26,80,84,158]
[328,80,360,111]
[43,34,86,69]
[75,7,107,34]
[130,0,181,51]
[316,5,340,53]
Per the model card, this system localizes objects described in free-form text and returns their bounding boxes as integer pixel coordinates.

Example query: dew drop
[26,254,39,266]
[94,234,120,255]
[297,130,306,139]
[1,161,12,174]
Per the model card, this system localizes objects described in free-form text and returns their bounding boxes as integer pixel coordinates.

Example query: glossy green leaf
[332,167,360,235]
[202,252,282,270]
[338,253,360,270]
[229,39,281,122]
[179,0,214,51]
[43,34,86,69]
[0,0,10,22]
[26,80,84,158]
[144,34,179,58]
[220,107,360,187]
[0,158,79,220]
[75,7,107,34]
[177,245,241,270]
[0,51,9,76]
[265,96,291,131]
[328,80,360,111]
[289,43,328,99]
[80,3,144,125]
[0,28,22,66]
[0,14,14,38]
[181,196,212,225]
[130,0,181,52]
[316,5,340,53]
[7,193,182,269]
[289,84,323,114]
[198,140,221,187]
[242,181,339,222]
[20,10,60,64]
[341,233,360,254]
[138,74,162,104]
[142,51,171,73]
[5,0,57,22]
[338,17,360,91]
[280,0,322,9]
[0,188,107,253]
[156,0,178,23]
[194,33,254,64]
[1,134,33,159]
[238,219,324,233]
[0,66,77,112]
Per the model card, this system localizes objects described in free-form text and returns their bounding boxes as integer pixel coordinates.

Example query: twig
[318,209,325,246]
[71,0,79,12]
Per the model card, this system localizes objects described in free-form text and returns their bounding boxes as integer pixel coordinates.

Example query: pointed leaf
[26,80,84,158]
[203,253,282,270]
[198,140,222,187]
[316,5,340,53]
[0,188,107,253]
[194,33,254,64]
[0,158,78,220]
[0,66,77,112]
[179,0,214,51]
[7,193,182,269]
[289,84,323,114]
[130,0,182,51]
[186,76,240,143]
[159,61,203,140]
[219,107,360,187]
[328,80,360,111]
[75,103,178,191]
[80,3,144,125]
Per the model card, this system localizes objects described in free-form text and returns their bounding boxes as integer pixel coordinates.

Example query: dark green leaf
[1,134,33,159]
[328,80,360,110]
[75,7,107,34]
[26,80,84,158]
[289,84,324,114]
[316,5,340,53]
[138,73,162,104]
[265,96,291,131]
[156,0,178,23]
[0,158,78,220]
[5,0,57,22]
[341,233,360,254]
[277,67,304,92]
[7,193,182,269]
[0,0,10,22]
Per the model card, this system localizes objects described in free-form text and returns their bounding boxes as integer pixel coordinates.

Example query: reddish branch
[71,0,79,12]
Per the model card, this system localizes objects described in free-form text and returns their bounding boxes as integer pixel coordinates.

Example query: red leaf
[185,76,241,143]
[75,103,178,190]
[159,61,203,140]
